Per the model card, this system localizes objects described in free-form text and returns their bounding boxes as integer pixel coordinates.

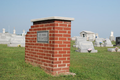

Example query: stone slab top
[31,16,74,22]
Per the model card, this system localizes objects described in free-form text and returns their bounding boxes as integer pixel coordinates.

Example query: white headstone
[94,38,104,47]
[78,41,97,53]
[0,33,11,44]
[108,48,120,52]
[71,37,76,41]
[75,37,86,45]
[7,35,25,47]
[73,37,86,48]
[79,41,94,50]
[104,38,113,47]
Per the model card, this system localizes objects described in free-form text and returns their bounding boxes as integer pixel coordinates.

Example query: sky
[0,0,120,38]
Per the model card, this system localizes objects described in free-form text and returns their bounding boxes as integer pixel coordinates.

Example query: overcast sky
[0,0,120,38]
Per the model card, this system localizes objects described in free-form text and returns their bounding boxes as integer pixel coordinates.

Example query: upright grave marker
[25,16,74,75]
[116,37,120,46]
[104,38,113,47]
[109,31,115,41]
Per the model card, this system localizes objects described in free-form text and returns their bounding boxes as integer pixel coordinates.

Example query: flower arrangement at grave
[115,47,119,52]
[88,48,92,53]
[99,42,102,47]
[18,44,21,47]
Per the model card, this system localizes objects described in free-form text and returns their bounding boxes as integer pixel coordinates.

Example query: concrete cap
[31,16,74,22]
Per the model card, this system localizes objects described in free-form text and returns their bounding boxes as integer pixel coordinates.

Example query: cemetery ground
[0,41,120,80]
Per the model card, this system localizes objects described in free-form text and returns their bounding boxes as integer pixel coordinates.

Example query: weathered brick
[52,41,62,44]
[67,64,70,66]
[67,57,70,60]
[49,64,57,67]
[63,34,71,37]
[63,54,70,57]
[59,58,66,60]
[63,48,70,50]
[53,34,62,37]
[68,31,71,34]
[50,30,58,33]
[59,24,67,27]
[39,24,44,27]
[64,27,71,30]
[59,31,67,33]
[64,21,71,24]
[52,54,62,57]
[54,21,63,23]
[63,41,70,44]
[63,61,70,63]
[50,23,58,26]
[53,27,63,30]
[47,47,52,50]
[61,67,69,70]
[52,61,61,64]
[59,44,66,47]
[59,37,66,40]
[47,27,53,30]
[46,54,51,57]
[59,51,66,54]
[52,68,61,71]
[45,24,50,27]
[58,64,66,67]
[54,48,62,50]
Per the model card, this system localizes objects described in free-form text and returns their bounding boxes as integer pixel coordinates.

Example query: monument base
[108,48,120,52]
[75,49,98,53]
[7,43,25,47]
[0,42,10,44]
[104,44,113,47]
[94,45,104,47]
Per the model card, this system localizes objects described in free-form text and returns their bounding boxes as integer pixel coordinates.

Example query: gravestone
[88,37,94,41]
[104,38,113,47]
[71,36,76,41]
[7,36,25,47]
[78,41,97,53]
[0,33,11,44]
[108,48,120,52]
[116,37,120,46]
[94,38,104,47]
[73,37,86,48]
[25,16,75,76]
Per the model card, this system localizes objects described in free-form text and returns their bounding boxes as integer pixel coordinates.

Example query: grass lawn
[0,41,120,80]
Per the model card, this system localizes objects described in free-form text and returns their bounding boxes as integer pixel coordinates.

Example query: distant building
[80,31,95,41]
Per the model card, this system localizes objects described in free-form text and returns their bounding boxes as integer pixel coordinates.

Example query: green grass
[0,41,120,80]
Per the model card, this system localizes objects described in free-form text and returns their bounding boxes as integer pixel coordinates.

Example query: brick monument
[25,16,74,75]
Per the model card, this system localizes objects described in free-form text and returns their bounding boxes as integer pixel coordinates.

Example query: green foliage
[0,42,120,80]
[111,41,116,45]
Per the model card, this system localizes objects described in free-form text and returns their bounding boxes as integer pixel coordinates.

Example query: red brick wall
[25,20,71,75]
